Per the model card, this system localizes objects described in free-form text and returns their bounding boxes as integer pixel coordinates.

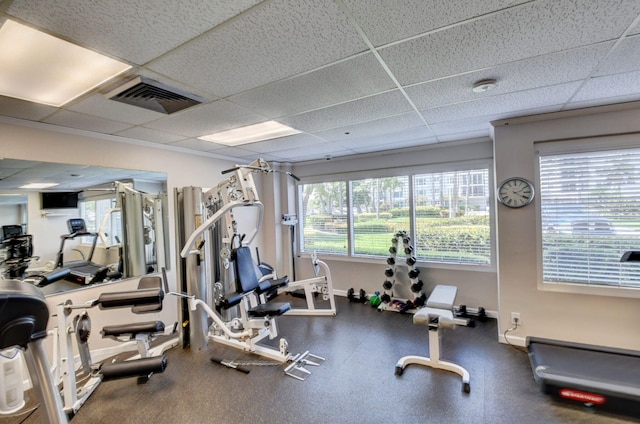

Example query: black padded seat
[102,321,164,338]
[257,277,289,294]
[247,302,291,318]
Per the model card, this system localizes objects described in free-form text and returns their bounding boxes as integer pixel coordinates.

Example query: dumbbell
[384,268,395,278]
[387,257,396,266]
[408,268,420,279]
[413,293,427,307]
[382,280,393,291]
[406,256,417,266]
[410,280,424,293]
[404,246,414,255]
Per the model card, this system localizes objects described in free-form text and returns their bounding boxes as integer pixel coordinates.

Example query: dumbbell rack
[378,231,426,313]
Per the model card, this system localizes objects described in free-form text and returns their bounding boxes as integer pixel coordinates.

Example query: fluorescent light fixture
[20,183,60,189]
[198,121,301,146]
[0,20,131,107]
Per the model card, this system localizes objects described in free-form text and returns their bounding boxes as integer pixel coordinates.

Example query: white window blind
[414,169,490,264]
[351,176,410,257]
[539,148,640,288]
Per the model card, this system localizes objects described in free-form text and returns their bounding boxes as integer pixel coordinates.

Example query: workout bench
[395,284,471,393]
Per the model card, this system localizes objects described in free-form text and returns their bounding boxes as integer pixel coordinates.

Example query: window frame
[535,133,640,299]
[296,159,495,271]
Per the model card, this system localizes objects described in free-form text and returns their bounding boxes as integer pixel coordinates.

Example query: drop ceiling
[1,0,640,163]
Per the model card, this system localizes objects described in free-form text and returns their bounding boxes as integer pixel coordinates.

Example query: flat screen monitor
[40,192,79,209]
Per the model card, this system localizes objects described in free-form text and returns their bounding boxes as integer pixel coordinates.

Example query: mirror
[0,158,167,295]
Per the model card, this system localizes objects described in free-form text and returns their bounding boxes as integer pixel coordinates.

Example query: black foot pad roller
[101,355,167,382]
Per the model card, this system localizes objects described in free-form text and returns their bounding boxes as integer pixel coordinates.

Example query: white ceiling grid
[0,0,640,163]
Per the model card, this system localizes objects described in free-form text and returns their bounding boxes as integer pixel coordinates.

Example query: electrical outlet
[511,312,521,325]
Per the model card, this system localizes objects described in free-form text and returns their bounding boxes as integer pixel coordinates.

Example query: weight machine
[174,159,331,378]
[49,275,170,418]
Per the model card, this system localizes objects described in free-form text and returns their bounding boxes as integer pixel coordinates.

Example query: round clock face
[498,177,535,208]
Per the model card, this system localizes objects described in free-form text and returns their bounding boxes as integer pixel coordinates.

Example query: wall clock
[497,177,535,208]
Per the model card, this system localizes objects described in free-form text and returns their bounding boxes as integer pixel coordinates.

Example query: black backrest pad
[234,246,260,294]
[0,280,49,348]
[98,288,164,309]
[132,276,163,313]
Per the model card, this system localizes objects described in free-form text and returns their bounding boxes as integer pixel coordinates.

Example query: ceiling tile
[7,0,263,64]
[343,0,530,46]
[430,115,498,136]
[268,141,352,160]
[436,130,491,142]
[405,42,612,110]
[143,100,267,137]
[380,0,640,85]
[238,133,326,154]
[43,110,132,133]
[593,34,640,76]
[334,125,435,150]
[312,111,427,142]
[229,53,395,118]
[572,70,640,103]
[0,96,58,121]
[149,0,368,97]
[420,82,580,124]
[349,136,438,154]
[114,126,187,144]
[168,138,220,152]
[280,90,415,133]
[565,94,640,111]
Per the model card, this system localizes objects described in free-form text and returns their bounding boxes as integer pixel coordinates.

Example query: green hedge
[353,220,393,233]
[355,212,392,221]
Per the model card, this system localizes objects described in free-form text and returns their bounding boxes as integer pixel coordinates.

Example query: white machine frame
[177,159,330,378]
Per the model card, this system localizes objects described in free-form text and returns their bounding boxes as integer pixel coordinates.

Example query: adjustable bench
[395,285,471,393]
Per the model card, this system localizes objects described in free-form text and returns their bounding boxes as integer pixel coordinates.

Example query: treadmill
[55,218,107,285]
[526,250,640,418]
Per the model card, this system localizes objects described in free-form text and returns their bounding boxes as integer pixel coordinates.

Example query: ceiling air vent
[104,76,207,114]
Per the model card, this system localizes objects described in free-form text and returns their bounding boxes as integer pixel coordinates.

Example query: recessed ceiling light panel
[20,182,60,189]
[198,121,301,146]
[0,20,131,107]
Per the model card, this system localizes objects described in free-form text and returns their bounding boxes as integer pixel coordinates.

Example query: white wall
[493,103,640,350]
[0,204,22,228]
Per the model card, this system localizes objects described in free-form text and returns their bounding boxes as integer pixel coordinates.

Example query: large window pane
[351,177,409,256]
[539,148,640,288]
[299,182,348,255]
[414,169,490,264]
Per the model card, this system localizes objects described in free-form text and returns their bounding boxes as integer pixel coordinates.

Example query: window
[79,197,121,245]
[351,177,409,256]
[298,182,348,255]
[414,169,490,265]
[539,147,640,289]
[298,164,492,266]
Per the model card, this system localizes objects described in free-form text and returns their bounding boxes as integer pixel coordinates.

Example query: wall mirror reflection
[0,158,168,295]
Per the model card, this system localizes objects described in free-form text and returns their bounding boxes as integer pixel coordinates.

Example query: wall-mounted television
[40,192,79,209]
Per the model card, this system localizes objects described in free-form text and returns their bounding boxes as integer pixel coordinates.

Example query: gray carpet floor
[6,295,639,424]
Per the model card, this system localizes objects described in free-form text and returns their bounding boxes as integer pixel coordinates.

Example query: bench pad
[248,302,291,318]
[102,321,164,338]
